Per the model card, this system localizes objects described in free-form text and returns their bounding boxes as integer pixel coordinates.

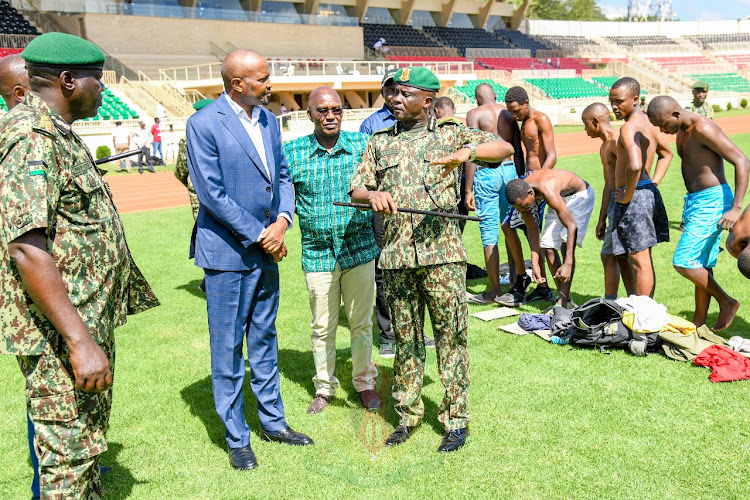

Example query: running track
[110,115,750,214]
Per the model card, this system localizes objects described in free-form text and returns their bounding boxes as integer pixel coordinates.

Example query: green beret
[21,32,105,69]
[692,80,709,90]
[192,99,214,111]
[393,66,440,92]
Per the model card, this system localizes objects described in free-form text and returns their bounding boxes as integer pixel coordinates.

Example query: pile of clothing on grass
[514,296,750,383]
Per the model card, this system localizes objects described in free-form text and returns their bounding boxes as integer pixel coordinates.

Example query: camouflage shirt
[174,136,195,195]
[686,100,714,120]
[0,91,159,356]
[350,117,498,269]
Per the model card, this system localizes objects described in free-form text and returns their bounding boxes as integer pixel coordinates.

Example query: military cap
[192,98,214,111]
[381,68,398,87]
[21,32,105,69]
[393,67,440,92]
[692,80,709,90]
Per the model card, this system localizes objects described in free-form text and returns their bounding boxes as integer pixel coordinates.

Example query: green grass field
[2,134,750,499]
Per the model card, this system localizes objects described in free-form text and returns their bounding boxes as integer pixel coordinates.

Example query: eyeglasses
[312,107,343,117]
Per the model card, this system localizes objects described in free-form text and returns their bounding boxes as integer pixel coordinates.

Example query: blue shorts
[673,183,733,269]
[474,160,518,246]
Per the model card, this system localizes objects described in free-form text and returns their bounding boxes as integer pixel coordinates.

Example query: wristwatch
[463,143,476,162]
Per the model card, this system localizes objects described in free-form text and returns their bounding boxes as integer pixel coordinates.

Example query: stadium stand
[0,1,39,36]
[718,54,750,70]
[687,33,750,49]
[494,30,551,56]
[362,23,438,48]
[421,27,512,56]
[83,87,140,122]
[525,77,608,99]
[451,79,508,103]
[385,56,468,63]
[688,73,750,93]
[476,57,589,74]
[591,76,618,89]
[0,47,23,57]
[645,55,720,72]
[533,35,590,52]
[605,36,678,47]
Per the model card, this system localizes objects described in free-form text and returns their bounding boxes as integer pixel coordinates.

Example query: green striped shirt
[284,130,377,273]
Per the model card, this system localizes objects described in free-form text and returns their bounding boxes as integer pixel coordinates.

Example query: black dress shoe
[384,425,417,447]
[229,445,258,470]
[437,429,467,453]
[260,426,314,446]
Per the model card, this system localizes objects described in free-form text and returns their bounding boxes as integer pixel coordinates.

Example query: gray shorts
[601,193,615,255]
[611,182,670,256]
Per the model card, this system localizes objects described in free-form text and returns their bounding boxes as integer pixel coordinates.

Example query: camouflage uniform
[0,92,159,499]
[350,116,497,430]
[174,136,199,220]
[686,100,714,120]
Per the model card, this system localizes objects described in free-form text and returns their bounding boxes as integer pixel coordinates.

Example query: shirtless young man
[608,77,670,298]
[582,103,621,300]
[496,86,556,306]
[648,96,749,330]
[463,83,523,303]
[504,170,595,308]
[726,205,750,279]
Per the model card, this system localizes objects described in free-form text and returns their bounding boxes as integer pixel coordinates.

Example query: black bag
[569,298,659,356]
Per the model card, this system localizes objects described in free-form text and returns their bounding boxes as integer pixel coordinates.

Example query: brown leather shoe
[358,390,382,411]
[306,394,331,414]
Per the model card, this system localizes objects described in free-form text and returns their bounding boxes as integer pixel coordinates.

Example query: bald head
[739,248,750,280]
[646,95,679,120]
[582,102,610,121]
[475,83,497,105]
[221,49,266,90]
[308,86,340,109]
[0,54,30,110]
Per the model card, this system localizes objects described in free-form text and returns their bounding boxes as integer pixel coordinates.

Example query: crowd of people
[2,32,750,499]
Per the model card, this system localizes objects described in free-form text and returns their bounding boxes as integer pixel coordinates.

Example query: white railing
[160,59,475,82]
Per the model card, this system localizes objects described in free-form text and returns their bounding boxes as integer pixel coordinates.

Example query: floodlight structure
[627,0,675,21]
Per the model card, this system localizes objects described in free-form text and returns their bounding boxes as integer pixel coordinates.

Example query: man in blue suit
[186,49,313,471]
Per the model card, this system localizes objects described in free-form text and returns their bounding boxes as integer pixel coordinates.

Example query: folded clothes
[518,313,551,331]
[616,295,670,332]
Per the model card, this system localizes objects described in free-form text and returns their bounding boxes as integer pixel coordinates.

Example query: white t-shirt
[112,126,130,145]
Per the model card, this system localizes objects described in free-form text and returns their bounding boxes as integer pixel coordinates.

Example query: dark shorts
[612,181,669,256]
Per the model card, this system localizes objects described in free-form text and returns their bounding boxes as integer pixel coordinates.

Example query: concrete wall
[51,13,364,60]
[525,19,750,37]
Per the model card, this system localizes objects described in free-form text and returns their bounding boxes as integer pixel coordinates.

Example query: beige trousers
[114,143,130,170]
[304,260,378,396]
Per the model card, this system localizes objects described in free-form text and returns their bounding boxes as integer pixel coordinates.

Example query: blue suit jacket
[186,94,294,271]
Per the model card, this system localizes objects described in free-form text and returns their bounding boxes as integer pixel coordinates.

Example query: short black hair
[504,86,528,105]
[434,96,454,110]
[738,247,750,279]
[611,77,640,98]
[582,102,609,120]
[115,121,122,126]
[505,178,531,204]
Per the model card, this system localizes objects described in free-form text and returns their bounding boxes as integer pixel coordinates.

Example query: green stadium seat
[524,78,608,99]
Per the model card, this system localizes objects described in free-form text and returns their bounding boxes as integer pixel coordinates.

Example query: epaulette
[437,117,463,127]
[50,115,71,136]
[372,124,395,135]
[31,113,56,138]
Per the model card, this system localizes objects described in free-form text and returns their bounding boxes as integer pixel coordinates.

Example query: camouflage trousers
[189,190,199,221]
[383,262,469,430]
[17,339,114,500]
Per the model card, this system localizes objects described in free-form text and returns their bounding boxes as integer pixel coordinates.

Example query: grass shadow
[175,279,205,299]
[278,347,444,436]
[101,442,145,498]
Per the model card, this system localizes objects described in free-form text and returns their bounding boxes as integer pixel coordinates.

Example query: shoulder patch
[28,160,47,178]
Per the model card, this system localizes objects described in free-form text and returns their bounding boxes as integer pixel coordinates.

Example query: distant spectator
[112,121,131,172]
[156,101,167,120]
[373,37,389,55]
[280,103,287,114]
[132,120,155,173]
[640,96,647,112]
[151,117,163,162]
[687,80,713,120]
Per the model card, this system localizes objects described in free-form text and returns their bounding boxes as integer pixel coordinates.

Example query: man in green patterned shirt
[686,80,713,120]
[283,87,380,415]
